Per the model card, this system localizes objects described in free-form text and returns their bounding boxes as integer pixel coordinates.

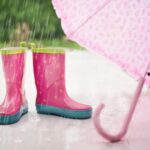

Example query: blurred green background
[0,0,82,49]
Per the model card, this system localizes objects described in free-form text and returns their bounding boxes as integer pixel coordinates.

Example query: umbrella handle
[93,77,145,142]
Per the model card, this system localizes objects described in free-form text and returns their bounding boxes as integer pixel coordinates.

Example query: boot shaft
[0,47,26,96]
[2,53,25,86]
[33,48,66,93]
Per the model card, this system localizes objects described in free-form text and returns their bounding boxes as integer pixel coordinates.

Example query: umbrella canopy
[52,0,150,85]
[52,0,150,142]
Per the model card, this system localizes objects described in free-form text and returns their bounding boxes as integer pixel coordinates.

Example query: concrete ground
[0,50,150,150]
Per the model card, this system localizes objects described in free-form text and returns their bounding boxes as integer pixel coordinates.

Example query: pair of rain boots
[0,47,92,124]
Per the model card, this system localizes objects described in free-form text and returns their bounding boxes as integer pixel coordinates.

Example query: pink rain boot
[33,48,92,119]
[0,48,28,124]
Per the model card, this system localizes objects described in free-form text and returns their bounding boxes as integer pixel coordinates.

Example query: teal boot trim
[0,106,28,125]
[36,104,92,119]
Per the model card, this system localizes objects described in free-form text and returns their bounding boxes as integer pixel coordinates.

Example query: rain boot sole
[36,104,92,119]
[0,106,28,125]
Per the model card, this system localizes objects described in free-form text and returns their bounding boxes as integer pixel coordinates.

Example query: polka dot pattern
[33,52,91,110]
[0,53,26,115]
[52,0,150,86]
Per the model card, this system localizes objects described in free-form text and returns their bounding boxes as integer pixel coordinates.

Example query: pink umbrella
[52,0,150,142]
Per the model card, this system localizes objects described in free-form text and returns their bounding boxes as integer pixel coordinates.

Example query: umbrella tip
[147,72,150,76]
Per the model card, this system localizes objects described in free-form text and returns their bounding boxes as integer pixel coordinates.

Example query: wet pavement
[0,51,150,150]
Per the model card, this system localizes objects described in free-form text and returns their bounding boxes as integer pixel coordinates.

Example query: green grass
[37,39,84,50]
[0,42,7,48]
[0,39,85,50]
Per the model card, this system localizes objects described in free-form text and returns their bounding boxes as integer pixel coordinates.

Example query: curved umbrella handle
[93,77,145,142]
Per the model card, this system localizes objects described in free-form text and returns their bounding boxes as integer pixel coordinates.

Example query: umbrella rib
[68,0,114,37]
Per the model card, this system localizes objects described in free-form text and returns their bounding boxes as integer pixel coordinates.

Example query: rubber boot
[0,47,28,124]
[33,48,92,119]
